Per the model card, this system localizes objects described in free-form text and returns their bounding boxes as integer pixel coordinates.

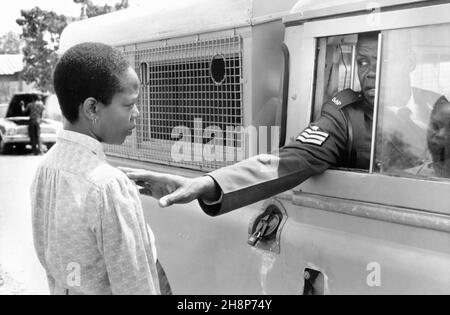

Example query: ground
[0,150,49,295]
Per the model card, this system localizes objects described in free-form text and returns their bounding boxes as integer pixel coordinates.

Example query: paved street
[0,151,49,295]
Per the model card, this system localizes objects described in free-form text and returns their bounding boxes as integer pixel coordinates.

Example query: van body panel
[285,0,431,24]
[281,199,450,294]
[59,0,299,53]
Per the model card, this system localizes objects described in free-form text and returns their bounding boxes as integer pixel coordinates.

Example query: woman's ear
[81,97,99,122]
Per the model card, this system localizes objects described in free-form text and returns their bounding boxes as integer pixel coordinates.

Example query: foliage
[0,32,22,55]
[73,0,129,18]
[15,1,130,92]
[16,7,68,92]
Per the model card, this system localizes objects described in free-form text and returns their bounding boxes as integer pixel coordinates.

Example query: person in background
[22,96,45,155]
[407,99,450,178]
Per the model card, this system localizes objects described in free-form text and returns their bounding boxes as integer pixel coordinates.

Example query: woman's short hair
[53,42,130,123]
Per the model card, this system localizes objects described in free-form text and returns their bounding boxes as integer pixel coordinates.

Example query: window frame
[287,2,450,214]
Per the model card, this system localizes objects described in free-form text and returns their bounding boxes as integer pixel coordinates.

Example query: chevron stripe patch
[297,125,329,146]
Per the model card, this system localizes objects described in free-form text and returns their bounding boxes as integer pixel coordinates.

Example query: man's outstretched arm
[120,146,331,216]
[119,167,221,208]
[121,98,350,216]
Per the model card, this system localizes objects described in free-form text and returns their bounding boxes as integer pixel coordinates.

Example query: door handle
[248,210,281,246]
[248,199,287,253]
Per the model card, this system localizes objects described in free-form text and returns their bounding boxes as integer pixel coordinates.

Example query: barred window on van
[104,36,244,172]
[375,25,450,181]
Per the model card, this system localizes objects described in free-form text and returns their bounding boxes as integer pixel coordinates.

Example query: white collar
[58,129,106,159]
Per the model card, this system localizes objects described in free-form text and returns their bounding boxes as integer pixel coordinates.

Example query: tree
[0,32,22,54]
[73,0,129,18]
[16,1,129,92]
[16,7,68,92]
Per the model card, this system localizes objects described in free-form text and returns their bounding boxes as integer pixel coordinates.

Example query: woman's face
[428,101,450,177]
[95,67,140,145]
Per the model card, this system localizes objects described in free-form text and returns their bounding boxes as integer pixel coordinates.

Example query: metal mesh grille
[105,35,244,171]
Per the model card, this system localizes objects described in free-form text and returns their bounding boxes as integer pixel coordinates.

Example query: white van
[59,0,450,294]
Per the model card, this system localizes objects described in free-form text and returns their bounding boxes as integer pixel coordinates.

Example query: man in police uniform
[121,32,379,216]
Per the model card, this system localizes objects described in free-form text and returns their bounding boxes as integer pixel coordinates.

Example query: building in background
[0,54,33,104]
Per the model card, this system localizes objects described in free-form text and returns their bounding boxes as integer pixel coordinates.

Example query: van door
[279,5,450,294]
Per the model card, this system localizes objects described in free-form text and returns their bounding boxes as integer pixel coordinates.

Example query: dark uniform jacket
[199,89,373,216]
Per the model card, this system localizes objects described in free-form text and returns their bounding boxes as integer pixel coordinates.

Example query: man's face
[356,35,378,107]
[96,67,140,145]
[427,102,450,178]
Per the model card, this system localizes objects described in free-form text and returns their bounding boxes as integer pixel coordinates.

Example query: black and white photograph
[0,0,449,298]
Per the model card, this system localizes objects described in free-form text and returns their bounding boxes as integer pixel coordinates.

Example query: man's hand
[119,167,221,208]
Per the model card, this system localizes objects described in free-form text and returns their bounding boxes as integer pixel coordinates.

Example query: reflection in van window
[375,25,450,180]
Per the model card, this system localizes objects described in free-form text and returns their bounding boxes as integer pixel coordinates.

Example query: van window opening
[312,26,450,182]
[312,32,371,172]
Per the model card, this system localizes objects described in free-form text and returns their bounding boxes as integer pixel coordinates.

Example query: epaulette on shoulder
[329,89,362,109]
